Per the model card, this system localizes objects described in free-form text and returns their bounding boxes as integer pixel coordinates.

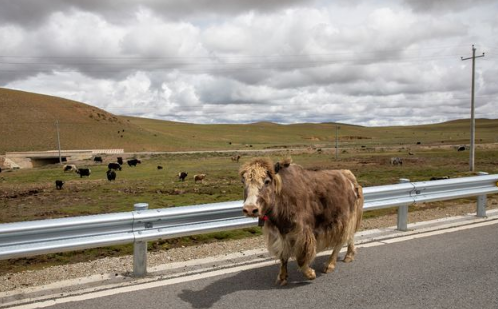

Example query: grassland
[2,146,497,224]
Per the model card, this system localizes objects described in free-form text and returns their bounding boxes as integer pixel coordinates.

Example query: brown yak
[240,158,363,285]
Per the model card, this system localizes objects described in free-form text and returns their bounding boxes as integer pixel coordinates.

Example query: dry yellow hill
[0,88,154,153]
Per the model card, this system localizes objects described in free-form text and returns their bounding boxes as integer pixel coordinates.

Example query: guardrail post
[477,172,488,217]
[133,203,149,277]
[397,178,410,231]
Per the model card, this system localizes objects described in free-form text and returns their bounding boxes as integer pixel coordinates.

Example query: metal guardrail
[1,174,497,277]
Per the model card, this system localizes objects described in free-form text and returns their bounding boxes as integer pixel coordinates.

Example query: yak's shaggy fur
[240,158,363,285]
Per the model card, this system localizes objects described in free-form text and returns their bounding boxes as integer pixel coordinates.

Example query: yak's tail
[341,170,364,233]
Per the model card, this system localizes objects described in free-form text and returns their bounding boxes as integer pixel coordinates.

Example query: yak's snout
[242,204,259,217]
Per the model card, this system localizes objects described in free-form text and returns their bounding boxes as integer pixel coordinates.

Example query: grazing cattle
[430,176,450,181]
[240,158,363,285]
[108,162,122,171]
[63,164,78,173]
[194,174,206,183]
[0,167,2,173]
[55,180,64,190]
[127,159,141,167]
[178,172,188,181]
[106,170,116,181]
[231,155,241,162]
[93,156,103,163]
[76,168,91,178]
[458,146,466,151]
[390,157,403,166]
[157,166,163,170]
[117,157,124,165]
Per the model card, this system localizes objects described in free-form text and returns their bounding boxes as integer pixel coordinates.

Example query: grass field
[3,146,497,223]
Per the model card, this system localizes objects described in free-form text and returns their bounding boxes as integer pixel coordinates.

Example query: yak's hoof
[276,278,288,286]
[323,264,336,274]
[303,268,316,280]
[343,256,354,263]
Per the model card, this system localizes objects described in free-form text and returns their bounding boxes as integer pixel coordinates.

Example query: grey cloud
[0,0,316,27]
[402,0,495,13]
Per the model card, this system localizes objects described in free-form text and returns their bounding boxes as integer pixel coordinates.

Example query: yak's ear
[274,162,281,174]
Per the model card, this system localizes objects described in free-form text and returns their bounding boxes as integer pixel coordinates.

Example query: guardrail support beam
[477,172,488,217]
[477,195,487,217]
[397,205,408,231]
[133,203,149,277]
[397,179,411,231]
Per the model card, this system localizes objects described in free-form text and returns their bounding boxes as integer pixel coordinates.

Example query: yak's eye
[264,178,271,185]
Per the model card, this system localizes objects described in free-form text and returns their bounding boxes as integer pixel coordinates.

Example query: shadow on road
[178,256,332,308]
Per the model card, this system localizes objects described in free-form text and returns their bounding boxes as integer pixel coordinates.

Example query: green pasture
[2,147,497,222]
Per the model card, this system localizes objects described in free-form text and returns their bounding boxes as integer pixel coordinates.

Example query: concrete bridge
[2,149,124,169]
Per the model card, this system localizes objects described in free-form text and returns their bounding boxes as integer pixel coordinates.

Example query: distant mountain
[1,88,497,154]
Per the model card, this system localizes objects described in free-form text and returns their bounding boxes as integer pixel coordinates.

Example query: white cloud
[1,0,497,126]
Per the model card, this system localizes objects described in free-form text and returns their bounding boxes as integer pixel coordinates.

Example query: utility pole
[335,125,340,160]
[55,120,62,164]
[461,45,485,172]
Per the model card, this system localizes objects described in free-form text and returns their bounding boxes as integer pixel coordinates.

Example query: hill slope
[1,87,497,153]
[0,88,157,152]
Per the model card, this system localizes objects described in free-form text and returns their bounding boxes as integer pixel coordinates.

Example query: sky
[0,0,497,126]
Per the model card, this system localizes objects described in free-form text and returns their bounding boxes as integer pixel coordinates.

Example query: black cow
[157,166,163,170]
[127,159,141,167]
[108,162,122,171]
[430,176,450,181]
[178,172,188,181]
[55,180,64,190]
[93,156,103,163]
[458,146,466,151]
[76,168,91,178]
[106,170,116,181]
[0,167,2,173]
[117,157,124,165]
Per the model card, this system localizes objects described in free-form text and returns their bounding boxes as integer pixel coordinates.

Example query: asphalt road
[32,222,498,309]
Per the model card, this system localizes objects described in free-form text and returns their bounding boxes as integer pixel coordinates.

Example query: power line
[0,43,474,59]
[0,53,471,65]
[0,45,487,74]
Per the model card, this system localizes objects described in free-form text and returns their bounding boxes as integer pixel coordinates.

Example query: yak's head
[239,158,283,218]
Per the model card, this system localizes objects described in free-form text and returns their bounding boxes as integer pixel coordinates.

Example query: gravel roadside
[1,199,497,293]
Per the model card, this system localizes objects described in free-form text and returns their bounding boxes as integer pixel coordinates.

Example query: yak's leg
[323,243,343,273]
[296,230,317,281]
[343,237,356,263]
[276,258,289,286]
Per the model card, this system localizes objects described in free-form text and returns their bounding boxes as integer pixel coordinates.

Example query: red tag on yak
[258,215,268,227]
